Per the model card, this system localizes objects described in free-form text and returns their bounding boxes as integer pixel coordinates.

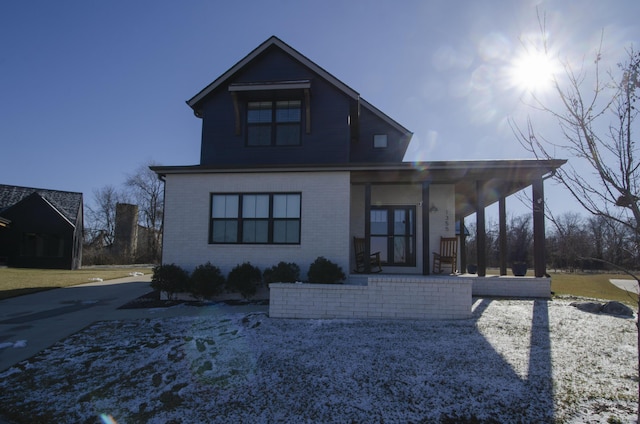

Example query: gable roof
[187,35,412,138]
[0,184,83,225]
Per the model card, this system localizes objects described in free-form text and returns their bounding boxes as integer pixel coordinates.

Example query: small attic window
[373,134,388,149]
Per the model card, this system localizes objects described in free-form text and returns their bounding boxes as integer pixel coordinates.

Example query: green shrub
[263,261,300,284]
[151,264,190,300]
[190,262,226,300]
[227,262,262,299]
[307,257,345,284]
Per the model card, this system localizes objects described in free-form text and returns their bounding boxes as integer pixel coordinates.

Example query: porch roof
[348,159,567,219]
[151,158,566,219]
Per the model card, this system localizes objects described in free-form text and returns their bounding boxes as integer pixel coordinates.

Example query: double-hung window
[210,193,301,244]
[247,100,301,146]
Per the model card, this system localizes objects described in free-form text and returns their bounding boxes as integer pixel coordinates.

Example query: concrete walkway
[0,274,268,372]
[610,278,638,294]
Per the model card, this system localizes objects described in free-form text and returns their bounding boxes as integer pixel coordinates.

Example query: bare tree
[513,40,639,238]
[546,212,588,272]
[85,185,126,247]
[125,161,164,262]
[465,218,501,269]
[512,17,640,416]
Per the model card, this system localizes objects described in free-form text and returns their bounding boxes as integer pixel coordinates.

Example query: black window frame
[246,99,303,147]
[210,192,302,245]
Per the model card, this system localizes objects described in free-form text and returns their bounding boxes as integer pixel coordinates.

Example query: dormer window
[247,100,302,146]
[229,80,311,145]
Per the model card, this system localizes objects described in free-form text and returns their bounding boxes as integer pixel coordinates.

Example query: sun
[508,49,558,93]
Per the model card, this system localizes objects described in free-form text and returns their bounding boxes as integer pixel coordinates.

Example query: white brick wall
[162,171,351,276]
[270,276,472,320]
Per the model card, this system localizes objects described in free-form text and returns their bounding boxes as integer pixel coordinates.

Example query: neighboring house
[0,184,83,269]
[152,36,565,279]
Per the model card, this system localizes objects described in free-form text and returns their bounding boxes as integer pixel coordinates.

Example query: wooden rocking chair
[432,236,458,274]
[353,237,382,273]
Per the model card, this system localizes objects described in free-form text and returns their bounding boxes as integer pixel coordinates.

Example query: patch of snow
[0,340,27,349]
[88,278,103,282]
[0,299,636,423]
[128,272,144,277]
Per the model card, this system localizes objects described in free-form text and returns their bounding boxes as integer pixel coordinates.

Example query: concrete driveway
[0,273,270,373]
[0,274,156,372]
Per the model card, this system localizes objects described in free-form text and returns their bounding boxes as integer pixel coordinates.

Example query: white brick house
[161,171,350,275]
[152,36,565,294]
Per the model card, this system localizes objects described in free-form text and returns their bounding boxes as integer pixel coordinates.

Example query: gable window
[373,134,388,149]
[247,100,301,146]
[210,193,301,244]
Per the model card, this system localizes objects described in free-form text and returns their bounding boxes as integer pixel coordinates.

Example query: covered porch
[348,159,566,278]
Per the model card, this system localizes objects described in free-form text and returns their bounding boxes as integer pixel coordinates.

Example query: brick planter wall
[269,276,472,320]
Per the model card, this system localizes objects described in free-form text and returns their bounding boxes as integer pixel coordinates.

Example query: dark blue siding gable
[191,37,412,167]
[350,105,412,163]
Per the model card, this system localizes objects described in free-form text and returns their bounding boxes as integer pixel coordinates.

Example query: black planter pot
[467,264,477,274]
[511,262,527,277]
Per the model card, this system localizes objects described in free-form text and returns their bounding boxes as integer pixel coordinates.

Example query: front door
[370,206,415,266]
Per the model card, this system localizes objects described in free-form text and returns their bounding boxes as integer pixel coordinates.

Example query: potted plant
[511,261,528,277]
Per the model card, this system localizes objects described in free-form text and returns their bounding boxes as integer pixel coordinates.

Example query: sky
[1,0,638,217]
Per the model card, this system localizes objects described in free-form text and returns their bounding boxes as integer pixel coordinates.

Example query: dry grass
[0,266,153,300]
[0,266,637,306]
[549,270,638,305]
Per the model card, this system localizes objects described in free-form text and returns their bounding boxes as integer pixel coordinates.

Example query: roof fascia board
[187,36,359,108]
[4,193,76,229]
[37,195,76,228]
[151,158,567,175]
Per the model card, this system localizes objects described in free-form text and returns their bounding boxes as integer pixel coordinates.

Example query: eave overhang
[151,159,565,177]
[151,159,566,219]
[228,80,311,92]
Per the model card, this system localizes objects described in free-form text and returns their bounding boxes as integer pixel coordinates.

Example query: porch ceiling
[349,159,567,219]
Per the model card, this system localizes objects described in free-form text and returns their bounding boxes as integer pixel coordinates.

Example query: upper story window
[229,80,311,142]
[247,100,302,146]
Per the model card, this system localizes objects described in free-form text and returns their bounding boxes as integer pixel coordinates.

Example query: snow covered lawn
[0,298,637,423]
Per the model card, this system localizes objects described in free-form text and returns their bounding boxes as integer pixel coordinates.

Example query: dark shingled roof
[0,184,83,225]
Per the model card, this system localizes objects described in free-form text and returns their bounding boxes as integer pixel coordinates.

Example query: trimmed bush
[307,257,345,284]
[227,262,262,299]
[190,262,226,300]
[151,264,190,300]
[263,261,300,284]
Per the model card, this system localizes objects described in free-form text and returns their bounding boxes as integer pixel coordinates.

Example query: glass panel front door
[370,209,388,262]
[370,206,415,266]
